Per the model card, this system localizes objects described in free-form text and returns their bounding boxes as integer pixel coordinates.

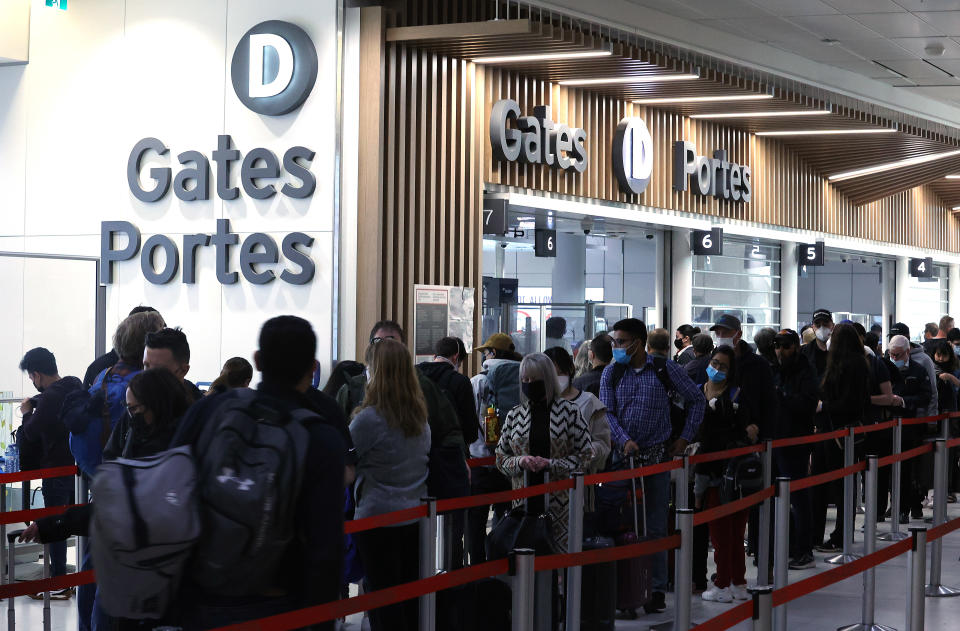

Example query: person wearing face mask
[17,347,83,592]
[694,347,757,603]
[887,322,939,418]
[496,353,593,552]
[544,347,611,477]
[674,324,700,365]
[887,334,934,522]
[600,318,706,614]
[801,309,833,380]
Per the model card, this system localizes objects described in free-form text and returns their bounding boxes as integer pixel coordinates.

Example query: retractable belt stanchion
[511,549,535,631]
[750,586,774,631]
[565,472,585,631]
[905,527,927,631]
[829,427,861,565]
[7,530,18,631]
[924,437,960,597]
[838,455,897,631]
[676,454,690,510]
[1,481,6,586]
[42,543,51,631]
[74,475,84,571]
[674,508,694,631]
[879,420,909,542]
[757,439,773,584]
[773,477,790,631]
[419,497,437,631]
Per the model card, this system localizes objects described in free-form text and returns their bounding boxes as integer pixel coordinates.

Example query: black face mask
[674,338,684,350]
[522,380,547,403]
[129,411,148,431]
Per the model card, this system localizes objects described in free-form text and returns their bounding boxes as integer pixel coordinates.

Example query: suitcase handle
[627,456,647,538]
[521,469,550,514]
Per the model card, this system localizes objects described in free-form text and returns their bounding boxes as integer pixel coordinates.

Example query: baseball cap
[709,314,742,332]
[774,328,800,346]
[888,322,910,339]
[474,333,515,353]
[812,308,833,324]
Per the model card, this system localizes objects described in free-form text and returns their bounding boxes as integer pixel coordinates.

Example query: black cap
[774,328,800,346]
[709,314,742,332]
[888,322,910,339]
[812,309,833,324]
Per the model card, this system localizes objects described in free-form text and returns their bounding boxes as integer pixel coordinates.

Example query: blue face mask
[706,364,726,383]
[893,359,906,369]
[954,346,960,357]
[612,347,632,365]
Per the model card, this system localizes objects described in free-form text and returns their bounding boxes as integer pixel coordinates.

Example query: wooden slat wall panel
[479,69,960,253]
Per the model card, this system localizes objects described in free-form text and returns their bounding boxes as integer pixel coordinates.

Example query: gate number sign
[910,257,934,278]
[692,227,723,255]
[799,242,824,266]
[535,229,557,258]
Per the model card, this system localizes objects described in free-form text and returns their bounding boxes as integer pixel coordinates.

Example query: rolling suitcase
[580,536,617,631]
[616,457,653,613]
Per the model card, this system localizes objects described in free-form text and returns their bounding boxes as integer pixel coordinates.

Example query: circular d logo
[613,117,654,195]
[231,20,318,116]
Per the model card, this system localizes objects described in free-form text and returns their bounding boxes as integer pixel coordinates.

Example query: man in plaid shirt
[600,318,706,615]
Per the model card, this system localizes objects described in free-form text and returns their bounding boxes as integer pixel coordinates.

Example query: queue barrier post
[0,482,5,586]
[773,477,790,631]
[676,454,690,510]
[673,508,694,631]
[511,549,535,631]
[418,497,437,631]
[924,438,960,597]
[750,585,773,631]
[838,455,898,631]
[6,530,19,631]
[906,527,927,631]
[879,420,909,542]
[828,427,861,565]
[565,472,585,631]
[42,543,50,631]
[757,440,773,584]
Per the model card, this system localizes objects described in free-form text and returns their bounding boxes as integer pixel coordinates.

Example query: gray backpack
[91,446,200,619]
[191,389,313,596]
[486,360,521,420]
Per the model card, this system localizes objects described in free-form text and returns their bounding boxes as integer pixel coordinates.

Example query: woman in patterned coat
[496,352,594,552]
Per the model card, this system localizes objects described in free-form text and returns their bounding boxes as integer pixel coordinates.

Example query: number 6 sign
[691,227,723,255]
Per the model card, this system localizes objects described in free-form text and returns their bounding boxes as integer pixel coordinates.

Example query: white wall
[0,0,341,393]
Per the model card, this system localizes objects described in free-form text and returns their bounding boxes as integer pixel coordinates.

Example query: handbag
[486,471,554,559]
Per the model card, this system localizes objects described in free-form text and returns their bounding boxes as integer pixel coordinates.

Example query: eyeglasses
[371,335,400,344]
[773,341,795,349]
[125,403,145,417]
[610,337,635,348]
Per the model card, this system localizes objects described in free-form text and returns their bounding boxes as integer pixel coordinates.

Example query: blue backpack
[63,366,139,477]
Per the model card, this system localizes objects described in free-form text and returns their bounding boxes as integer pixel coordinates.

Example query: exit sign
[45,0,67,9]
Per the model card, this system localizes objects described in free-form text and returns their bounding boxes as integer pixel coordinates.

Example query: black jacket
[694,386,749,478]
[773,356,819,439]
[573,365,605,396]
[675,345,696,366]
[417,360,480,448]
[891,359,934,418]
[734,341,778,439]
[20,376,82,469]
[103,413,179,462]
[800,341,829,381]
[685,354,710,386]
[821,357,871,429]
[83,350,117,389]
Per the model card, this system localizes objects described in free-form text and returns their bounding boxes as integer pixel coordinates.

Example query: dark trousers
[775,446,813,558]
[356,524,420,631]
[41,475,74,577]
[465,467,511,565]
[705,489,748,588]
[812,439,844,546]
[866,427,894,517]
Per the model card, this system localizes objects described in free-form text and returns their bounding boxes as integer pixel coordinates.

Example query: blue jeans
[41,476,74,577]
[643,471,670,592]
[78,547,94,631]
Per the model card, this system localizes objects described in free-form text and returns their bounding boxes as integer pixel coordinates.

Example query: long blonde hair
[357,339,428,437]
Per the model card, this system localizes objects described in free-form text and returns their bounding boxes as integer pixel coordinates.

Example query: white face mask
[815,326,831,343]
[557,375,570,392]
[715,336,734,348]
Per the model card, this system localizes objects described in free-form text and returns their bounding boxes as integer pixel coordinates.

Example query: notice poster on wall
[413,285,476,363]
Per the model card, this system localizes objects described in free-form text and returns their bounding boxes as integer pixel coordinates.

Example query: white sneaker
[730,584,750,601]
[702,585,733,603]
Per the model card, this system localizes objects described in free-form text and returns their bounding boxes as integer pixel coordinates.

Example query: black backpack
[191,389,315,596]
[609,357,687,440]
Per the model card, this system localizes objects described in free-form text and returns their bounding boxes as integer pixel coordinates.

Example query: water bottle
[3,444,13,474]
[10,441,18,473]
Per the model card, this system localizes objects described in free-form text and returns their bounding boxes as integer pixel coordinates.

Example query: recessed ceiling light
[472,50,612,64]
[953,205,960,210]
[829,149,960,181]
[945,175,960,179]
[691,110,831,119]
[633,94,774,104]
[559,73,699,86]
[756,129,896,136]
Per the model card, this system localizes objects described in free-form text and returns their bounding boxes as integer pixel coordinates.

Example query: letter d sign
[231,21,318,116]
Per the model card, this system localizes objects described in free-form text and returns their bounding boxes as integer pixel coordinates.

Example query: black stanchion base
[826,553,862,565]
[877,531,910,542]
[837,623,898,631]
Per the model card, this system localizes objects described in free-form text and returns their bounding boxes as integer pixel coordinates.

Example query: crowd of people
[8,305,960,629]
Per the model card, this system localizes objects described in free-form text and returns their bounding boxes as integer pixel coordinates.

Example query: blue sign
[45,0,67,9]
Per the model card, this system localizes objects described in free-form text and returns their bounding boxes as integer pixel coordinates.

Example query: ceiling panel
[888,36,960,59]
[872,58,953,79]
[754,0,838,17]
[914,12,960,36]
[773,38,871,62]
[835,37,916,60]
[848,12,943,37]
[672,0,772,19]
[923,58,960,75]
[822,0,904,12]
[713,17,823,43]
[828,59,905,76]
[786,14,885,40]
[894,0,960,11]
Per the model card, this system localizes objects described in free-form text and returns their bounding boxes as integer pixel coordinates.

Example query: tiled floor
[4,502,960,630]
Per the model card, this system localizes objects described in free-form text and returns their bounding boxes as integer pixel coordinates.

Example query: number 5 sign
[798,242,824,266]
[691,227,723,255]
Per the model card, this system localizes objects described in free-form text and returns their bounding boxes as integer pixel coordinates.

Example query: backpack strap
[651,356,677,395]
[608,362,629,414]
[99,367,116,448]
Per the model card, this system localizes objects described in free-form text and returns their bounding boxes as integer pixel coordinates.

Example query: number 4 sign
[798,242,824,266]
[910,257,934,278]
